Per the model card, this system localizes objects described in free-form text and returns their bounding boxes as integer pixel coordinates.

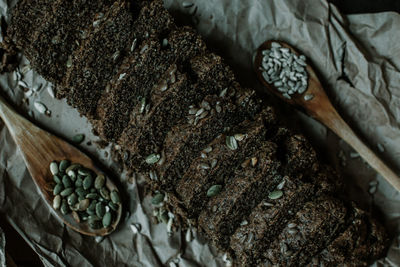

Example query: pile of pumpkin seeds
[50,160,120,230]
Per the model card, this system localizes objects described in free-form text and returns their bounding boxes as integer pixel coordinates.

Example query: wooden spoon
[0,93,122,236]
[254,40,400,192]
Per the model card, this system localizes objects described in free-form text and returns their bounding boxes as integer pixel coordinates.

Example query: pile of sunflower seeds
[259,42,309,99]
[50,160,121,229]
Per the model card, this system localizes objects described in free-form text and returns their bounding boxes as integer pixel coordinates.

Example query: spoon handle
[0,92,29,139]
[322,107,400,192]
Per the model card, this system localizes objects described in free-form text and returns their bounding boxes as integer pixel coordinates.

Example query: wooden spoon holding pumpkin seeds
[254,40,400,192]
[0,93,122,236]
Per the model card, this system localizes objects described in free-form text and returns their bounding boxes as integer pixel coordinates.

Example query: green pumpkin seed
[50,161,59,175]
[87,209,96,215]
[61,200,70,215]
[207,185,222,197]
[145,153,160,164]
[65,164,81,173]
[88,214,101,221]
[96,202,106,217]
[70,202,80,211]
[75,187,87,197]
[87,200,97,212]
[98,197,108,203]
[151,193,164,205]
[53,175,62,184]
[90,188,96,193]
[108,202,119,211]
[100,188,110,200]
[94,175,105,189]
[159,211,169,224]
[110,190,121,204]
[86,193,98,200]
[226,136,238,150]
[83,176,93,190]
[72,134,85,144]
[75,177,83,187]
[67,170,76,180]
[89,220,102,229]
[71,211,80,223]
[67,193,78,206]
[53,184,64,195]
[53,195,61,210]
[102,212,112,227]
[62,175,72,188]
[78,199,90,211]
[78,196,85,202]
[80,212,89,221]
[60,187,74,197]
[59,159,70,172]
[268,190,283,200]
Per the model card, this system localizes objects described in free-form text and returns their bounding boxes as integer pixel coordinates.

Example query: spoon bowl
[254,40,400,192]
[0,93,122,236]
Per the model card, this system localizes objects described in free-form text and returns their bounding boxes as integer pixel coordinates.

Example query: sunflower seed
[211,159,218,168]
[199,163,210,170]
[152,193,165,205]
[112,51,120,62]
[219,88,228,97]
[263,201,274,207]
[226,136,238,150]
[195,108,205,117]
[200,152,207,159]
[201,100,211,110]
[240,220,248,226]
[145,153,160,164]
[215,104,222,113]
[288,223,297,228]
[34,101,47,114]
[288,228,298,235]
[118,72,127,80]
[189,108,198,115]
[66,56,73,68]
[207,185,222,197]
[268,190,283,200]
[198,110,208,119]
[149,170,158,181]
[185,227,192,242]
[304,94,314,101]
[350,152,360,159]
[140,97,146,114]
[234,134,246,141]
[241,158,251,168]
[203,146,212,153]
[158,151,166,166]
[276,180,286,190]
[167,216,174,233]
[251,157,258,167]
[130,38,137,52]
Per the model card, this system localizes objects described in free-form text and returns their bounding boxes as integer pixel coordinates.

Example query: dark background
[1,1,399,267]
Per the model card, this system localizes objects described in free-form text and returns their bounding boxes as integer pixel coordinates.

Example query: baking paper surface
[0,0,399,266]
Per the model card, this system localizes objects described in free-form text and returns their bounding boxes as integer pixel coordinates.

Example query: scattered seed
[34,101,47,114]
[145,153,160,164]
[240,220,248,226]
[72,134,85,144]
[185,227,192,242]
[268,190,283,200]
[203,146,213,153]
[195,108,205,117]
[207,185,222,197]
[130,38,137,52]
[199,163,210,170]
[304,94,314,101]
[211,159,218,168]
[350,152,360,159]
[226,136,238,150]
[288,223,297,228]
[18,80,28,88]
[276,180,286,190]
[152,193,165,205]
[251,157,258,167]
[377,143,385,152]
[140,97,146,114]
[369,185,377,195]
[234,134,246,141]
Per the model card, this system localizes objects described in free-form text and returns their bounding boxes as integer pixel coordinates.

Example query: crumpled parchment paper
[0,0,399,266]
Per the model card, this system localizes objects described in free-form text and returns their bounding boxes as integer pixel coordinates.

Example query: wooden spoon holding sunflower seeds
[0,92,122,236]
[254,40,400,192]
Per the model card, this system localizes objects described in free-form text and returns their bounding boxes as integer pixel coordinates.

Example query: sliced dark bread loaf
[230,176,315,266]
[308,206,387,267]
[198,142,281,249]
[24,0,114,84]
[94,27,206,142]
[263,196,348,266]
[58,1,138,117]
[175,107,278,220]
